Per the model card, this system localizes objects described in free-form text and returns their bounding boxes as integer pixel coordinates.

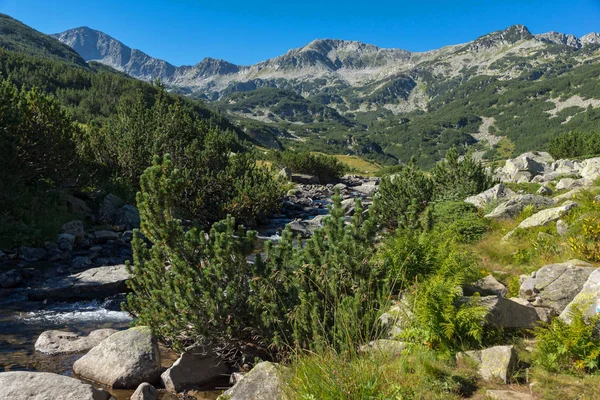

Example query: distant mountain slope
[51,23,600,166]
[0,14,86,65]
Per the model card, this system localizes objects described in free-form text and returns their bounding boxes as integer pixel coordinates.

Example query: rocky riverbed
[0,173,378,398]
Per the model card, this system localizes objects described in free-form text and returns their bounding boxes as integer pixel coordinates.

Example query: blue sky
[1,0,599,66]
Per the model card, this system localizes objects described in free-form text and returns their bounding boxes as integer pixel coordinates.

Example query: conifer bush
[268,149,348,183]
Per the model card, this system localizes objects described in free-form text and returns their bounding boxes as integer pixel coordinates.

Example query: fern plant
[533,305,600,373]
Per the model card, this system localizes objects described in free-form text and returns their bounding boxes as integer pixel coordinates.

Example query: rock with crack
[28,264,130,301]
[458,345,517,383]
[486,390,533,400]
[218,362,285,400]
[73,326,161,389]
[519,260,595,314]
[35,329,118,355]
[476,296,540,329]
[0,371,112,400]
[131,382,157,400]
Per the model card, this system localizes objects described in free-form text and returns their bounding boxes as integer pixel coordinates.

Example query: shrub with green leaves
[377,157,434,229]
[268,149,347,183]
[548,130,600,159]
[432,201,490,243]
[431,148,495,202]
[533,306,600,373]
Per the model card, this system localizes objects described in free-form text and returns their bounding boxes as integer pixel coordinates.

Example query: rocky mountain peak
[468,24,534,51]
[535,31,581,48]
[190,57,241,77]
[581,32,600,46]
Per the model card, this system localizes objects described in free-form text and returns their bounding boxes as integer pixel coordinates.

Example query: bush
[548,130,600,159]
[268,150,347,183]
[569,216,600,262]
[533,306,600,373]
[431,148,496,202]
[377,157,434,229]
[431,201,490,243]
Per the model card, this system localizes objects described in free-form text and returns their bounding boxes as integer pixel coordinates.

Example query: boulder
[519,260,595,314]
[333,183,347,191]
[556,219,568,236]
[291,173,319,184]
[161,346,229,392]
[506,201,578,237]
[0,269,22,288]
[465,183,517,210]
[555,178,585,191]
[61,220,85,242]
[57,233,76,251]
[28,264,130,301]
[353,181,378,196]
[477,296,540,329]
[66,194,93,215]
[497,152,554,182]
[536,185,552,195]
[579,157,600,181]
[486,390,533,400]
[553,187,586,202]
[485,194,555,220]
[0,371,112,400]
[560,268,600,323]
[115,205,141,230]
[219,362,284,400]
[73,326,161,389]
[464,275,508,297]
[99,193,124,223]
[458,345,517,383]
[19,246,47,262]
[131,382,158,400]
[341,198,356,215]
[35,329,117,355]
[94,230,120,243]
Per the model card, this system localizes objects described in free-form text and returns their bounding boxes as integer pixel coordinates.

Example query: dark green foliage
[399,240,488,351]
[533,306,600,373]
[431,148,495,202]
[0,80,85,245]
[254,193,385,353]
[432,201,490,243]
[126,156,267,352]
[377,157,434,229]
[548,130,600,159]
[0,14,86,65]
[268,149,348,183]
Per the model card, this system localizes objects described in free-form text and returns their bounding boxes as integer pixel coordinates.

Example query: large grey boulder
[131,382,157,400]
[485,194,555,220]
[519,260,595,314]
[579,157,600,181]
[99,193,124,224]
[464,275,508,297]
[218,362,285,400]
[61,220,85,242]
[0,371,112,400]
[35,329,117,355]
[477,296,540,329]
[115,205,141,230]
[73,326,161,389]
[94,230,120,243]
[465,183,516,210]
[556,178,585,191]
[28,264,130,301]
[291,173,319,184]
[66,195,92,215]
[161,346,229,392]
[353,181,378,196]
[0,269,22,288]
[459,346,517,383]
[497,152,554,182]
[57,233,76,251]
[505,201,579,238]
[560,268,600,323]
